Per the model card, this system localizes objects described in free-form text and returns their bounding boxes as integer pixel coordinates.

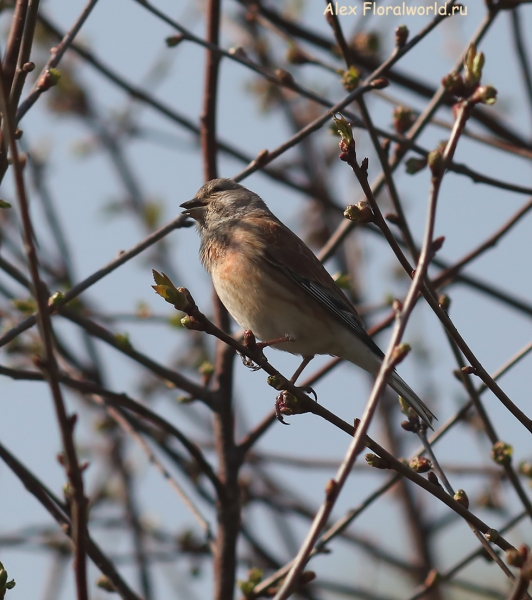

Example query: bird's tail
[388,371,436,428]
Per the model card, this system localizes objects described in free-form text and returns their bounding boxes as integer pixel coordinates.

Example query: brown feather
[248,215,366,330]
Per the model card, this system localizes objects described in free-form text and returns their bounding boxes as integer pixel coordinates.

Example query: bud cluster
[332,113,355,162]
[441,44,497,106]
[343,201,373,225]
[491,441,513,466]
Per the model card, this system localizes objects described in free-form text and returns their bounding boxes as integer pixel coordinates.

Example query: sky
[1,0,532,599]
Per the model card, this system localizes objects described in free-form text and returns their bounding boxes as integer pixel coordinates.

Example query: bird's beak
[180,197,207,218]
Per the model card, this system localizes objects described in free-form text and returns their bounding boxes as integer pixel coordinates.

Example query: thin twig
[0,440,142,600]
[16,0,100,121]
[0,59,89,600]
[95,395,216,549]
[0,213,192,348]
[8,0,40,110]
[510,7,532,126]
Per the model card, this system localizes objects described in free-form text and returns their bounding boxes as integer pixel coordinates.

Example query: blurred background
[0,0,532,598]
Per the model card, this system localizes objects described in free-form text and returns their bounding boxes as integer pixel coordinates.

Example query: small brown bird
[181,178,435,426]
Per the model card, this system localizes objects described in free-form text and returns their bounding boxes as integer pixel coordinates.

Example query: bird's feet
[240,330,294,369]
[239,329,264,370]
[274,385,318,424]
[239,353,261,371]
[275,392,290,424]
[299,385,318,402]
[256,335,292,350]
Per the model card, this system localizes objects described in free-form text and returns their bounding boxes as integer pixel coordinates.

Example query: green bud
[485,528,499,543]
[168,313,184,328]
[165,34,184,47]
[248,568,263,585]
[267,374,284,390]
[491,441,513,465]
[154,284,186,308]
[114,333,133,351]
[365,453,390,469]
[12,297,37,313]
[332,114,353,145]
[473,85,497,105]
[0,563,14,592]
[152,269,172,287]
[343,201,373,224]
[409,457,432,473]
[393,106,415,135]
[341,66,360,91]
[405,157,427,175]
[428,149,445,177]
[238,568,263,597]
[464,45,476,81]
[463,45,486,89]
[438,294,451,311]
[519,461,532,478]
[47,68,61,86]
[48,291,65,306]
[398,396,418,420]
[180,315,195,329]
[0,199,11,208]
[199,361,214,377]
[392,343,411,365]
[142,201,162,229]
[329,122,341,137]
[383,293,395,306]
[152,270,190,310]
[239,580,254,597]
[286,45,310,65]
[473,51,485,79]
[395,24,409,47]
[96,575,116,592]
[454,489,469,509]
[63,481,74,500]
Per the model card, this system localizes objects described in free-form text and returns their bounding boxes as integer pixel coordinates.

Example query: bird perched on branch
[181,178,435,427]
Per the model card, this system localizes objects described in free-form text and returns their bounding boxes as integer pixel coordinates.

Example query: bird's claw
[274,386,317,424]
[239,352,261,371]
[298,385,318,402]
[275,395,290,425]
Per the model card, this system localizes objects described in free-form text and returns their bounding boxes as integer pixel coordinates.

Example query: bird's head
[180,178,267,230]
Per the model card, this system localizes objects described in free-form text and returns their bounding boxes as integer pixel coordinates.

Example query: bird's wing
[251,215,385,360]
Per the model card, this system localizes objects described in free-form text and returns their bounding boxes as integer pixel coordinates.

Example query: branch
[0,59,89,600]
[0,440,142,600]
[16,0,100,121]
[0,213,192,348]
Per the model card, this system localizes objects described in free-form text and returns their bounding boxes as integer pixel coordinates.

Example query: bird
[180,178,435,427]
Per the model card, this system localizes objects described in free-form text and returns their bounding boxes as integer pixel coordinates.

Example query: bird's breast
[210,246,296,336]
[208,246,341,358]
